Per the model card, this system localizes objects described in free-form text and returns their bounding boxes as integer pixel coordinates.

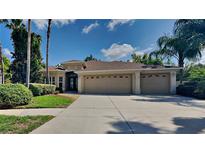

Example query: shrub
[176,82,197,97]
[56,87,63,93]
[29,84,43,96]
[29,83,56,96]
[0,84,33,108]
[177,81,205,99]
[194,81,205,99]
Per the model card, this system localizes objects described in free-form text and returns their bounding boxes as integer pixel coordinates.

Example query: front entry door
[68,77,77,91]
[66,72,78,91]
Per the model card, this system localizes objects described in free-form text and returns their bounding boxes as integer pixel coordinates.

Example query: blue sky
[0,19,177,65]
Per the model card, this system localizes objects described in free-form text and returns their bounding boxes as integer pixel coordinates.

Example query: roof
[82,61,166,71]
[46,60,180,73]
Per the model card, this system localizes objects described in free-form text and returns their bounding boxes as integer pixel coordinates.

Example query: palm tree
[152,33,203,83]
[6,19,25,30]
[26,19,31,88]
[46,19,52,84]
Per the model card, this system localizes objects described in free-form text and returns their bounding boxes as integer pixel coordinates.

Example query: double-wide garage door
[84,74,132,94]
[140,73,170,94]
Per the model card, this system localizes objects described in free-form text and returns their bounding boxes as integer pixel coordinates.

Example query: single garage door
[140,73,170,94]
[84,74,132,94]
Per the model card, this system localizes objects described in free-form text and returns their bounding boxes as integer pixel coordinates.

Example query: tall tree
[131,53,163,65]
[6,19,43,83]
[2,55,12,83]
[46,19,52,84]
[30,33,44,83]
[152,33,203,83]
[26,19,31,87]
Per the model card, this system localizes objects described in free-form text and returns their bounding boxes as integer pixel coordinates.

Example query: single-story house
[47,60,180,95]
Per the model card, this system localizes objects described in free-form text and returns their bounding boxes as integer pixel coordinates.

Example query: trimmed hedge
[29,83,56,96]
[177,81,205,99]
[0,84,33,108]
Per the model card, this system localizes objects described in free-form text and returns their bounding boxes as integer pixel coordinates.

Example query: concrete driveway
[31,95,205,134]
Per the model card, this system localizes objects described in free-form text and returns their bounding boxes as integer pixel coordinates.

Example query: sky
[0,19,182,66]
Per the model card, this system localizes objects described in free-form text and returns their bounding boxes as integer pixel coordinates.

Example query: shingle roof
[82,61,158,71]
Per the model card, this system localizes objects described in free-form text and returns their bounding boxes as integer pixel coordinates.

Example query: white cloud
[32,20,48,30]
[82,21,99,34]
[138,46,154,53]
[101,43,137,60]
[134,44,156,55]
[32,19,76,30]
[107,19,135,31]
[2,48,12,58]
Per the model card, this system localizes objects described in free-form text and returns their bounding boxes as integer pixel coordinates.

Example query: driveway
[31,95,205,134]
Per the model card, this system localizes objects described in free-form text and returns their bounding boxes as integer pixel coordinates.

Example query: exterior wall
[132,71,141,94]
[78,74,84,93]
[170,71,176,94]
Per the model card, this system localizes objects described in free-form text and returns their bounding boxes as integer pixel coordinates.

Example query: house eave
[75,67,182,75]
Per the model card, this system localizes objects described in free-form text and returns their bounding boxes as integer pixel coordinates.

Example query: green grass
[18,95,75,108]
[0,115,54,134]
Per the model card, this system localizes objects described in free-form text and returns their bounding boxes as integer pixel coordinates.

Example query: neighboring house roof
[82,60,165,71]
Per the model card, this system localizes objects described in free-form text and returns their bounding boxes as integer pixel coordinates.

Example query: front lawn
[0,115,54,134]
[18,94,77,108]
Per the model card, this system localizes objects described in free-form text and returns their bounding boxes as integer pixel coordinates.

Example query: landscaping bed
[0,115,54,134]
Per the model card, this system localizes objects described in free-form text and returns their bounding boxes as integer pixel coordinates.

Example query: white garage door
[84,74,132,94]
[140,73,170,94]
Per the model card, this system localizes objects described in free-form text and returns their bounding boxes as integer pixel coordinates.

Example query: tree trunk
[178,55,184,84]
[46,19,52,84]
[26,19,31,88]
[0,43,4,84]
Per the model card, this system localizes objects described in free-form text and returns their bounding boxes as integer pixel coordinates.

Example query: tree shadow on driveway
[173,117,205,134]
[107,121,161,134]
[131,95,205,109]
[107,117,205,134]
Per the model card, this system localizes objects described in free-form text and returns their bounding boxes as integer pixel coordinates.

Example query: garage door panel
[140,73,170,94]
[84,74,131,94]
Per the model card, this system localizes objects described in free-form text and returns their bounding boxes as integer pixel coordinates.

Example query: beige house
[48,60,180,95]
